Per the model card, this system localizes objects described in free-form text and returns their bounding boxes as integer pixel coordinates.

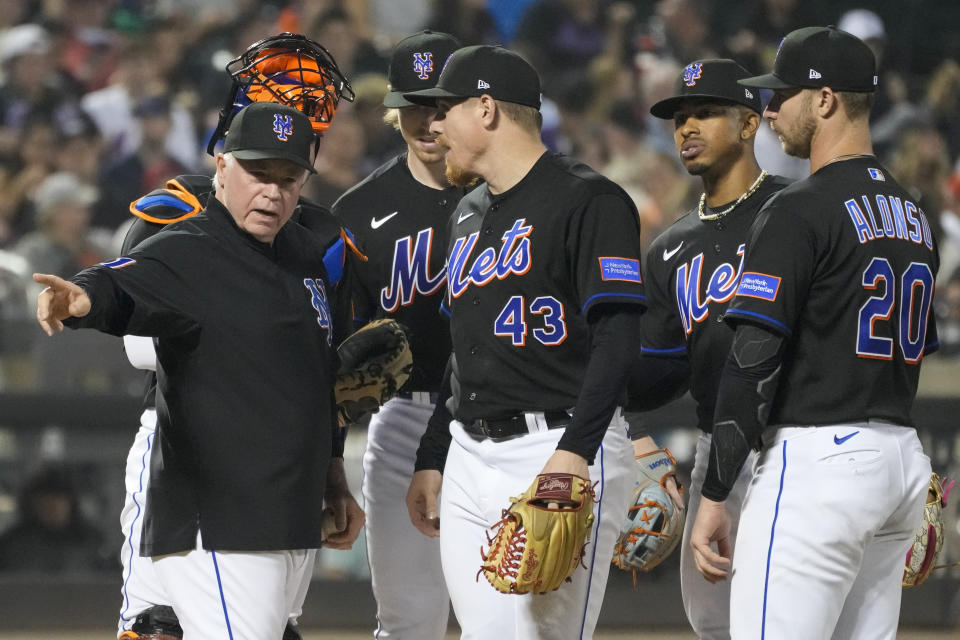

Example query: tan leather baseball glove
[479,473,596,595]
[903,472,954,587]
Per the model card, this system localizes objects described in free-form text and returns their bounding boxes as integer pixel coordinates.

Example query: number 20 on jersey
[857,257,934,363]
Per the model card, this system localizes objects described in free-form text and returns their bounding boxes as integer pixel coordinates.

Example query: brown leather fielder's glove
[335,319,413,426]
[479,473,596,595]
[612,448,685,573]
[903,472,954,587]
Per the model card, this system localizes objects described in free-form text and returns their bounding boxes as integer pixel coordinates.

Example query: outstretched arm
[34,273,91,336]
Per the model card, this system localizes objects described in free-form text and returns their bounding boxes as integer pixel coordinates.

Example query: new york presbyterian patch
[101,257,136,269]
[736,272,780,301]
[599,257,642,283]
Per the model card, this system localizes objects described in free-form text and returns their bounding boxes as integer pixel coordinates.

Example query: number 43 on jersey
[494,295,567,346]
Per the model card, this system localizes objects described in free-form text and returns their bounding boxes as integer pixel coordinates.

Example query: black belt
[462,410,572,441]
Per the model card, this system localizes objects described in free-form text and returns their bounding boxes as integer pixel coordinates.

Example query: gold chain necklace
[698,170,769,221]
[821,153,874,168]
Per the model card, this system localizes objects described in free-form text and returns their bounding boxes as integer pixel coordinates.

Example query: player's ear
[214,153,226,190]
[478,94,497,127]
[741,109,761,140]
[816,87,839,118]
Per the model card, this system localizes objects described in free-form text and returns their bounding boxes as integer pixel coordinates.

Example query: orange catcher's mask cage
[207,33,354,155]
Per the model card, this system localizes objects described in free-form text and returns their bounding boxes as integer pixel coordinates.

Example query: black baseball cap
[403,45,541,109]
[384,30,462,108]
[223,102,316,173]
[739,26,877,92]
[650,59,762,119]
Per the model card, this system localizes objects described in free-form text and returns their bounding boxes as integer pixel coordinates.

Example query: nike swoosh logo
[370,211,399,229]
[663,241,683,261]
[457,211,475,224]
[834,430,860,445]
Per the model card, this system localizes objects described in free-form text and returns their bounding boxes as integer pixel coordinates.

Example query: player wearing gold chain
[622,59,790,639]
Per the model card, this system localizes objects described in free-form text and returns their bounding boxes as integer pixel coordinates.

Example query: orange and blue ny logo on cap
[683,62,703,87]
[273,113,293,141]
[413,52,434,80]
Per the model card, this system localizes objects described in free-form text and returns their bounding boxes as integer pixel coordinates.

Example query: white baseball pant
[440,412,634,639]
[118,409,169,636]
[363,395,450,639]
[729,422,930,640]
[680,432,755,640]
[118,336,167,635]
[153,532,315,640]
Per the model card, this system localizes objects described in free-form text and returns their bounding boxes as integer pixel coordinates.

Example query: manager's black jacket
[67,198,340,555]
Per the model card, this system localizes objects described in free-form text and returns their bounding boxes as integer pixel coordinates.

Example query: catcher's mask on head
[207,32,355,155]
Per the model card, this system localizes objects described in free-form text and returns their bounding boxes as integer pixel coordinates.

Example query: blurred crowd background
[0,0,958,629]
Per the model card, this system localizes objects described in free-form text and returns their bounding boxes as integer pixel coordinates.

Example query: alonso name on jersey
[725,158,939,427]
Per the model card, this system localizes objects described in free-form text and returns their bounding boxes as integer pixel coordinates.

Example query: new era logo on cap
[739,26,877,93]
[477,79,490,89]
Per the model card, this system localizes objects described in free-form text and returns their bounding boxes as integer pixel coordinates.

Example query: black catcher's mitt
[335,319,412,426]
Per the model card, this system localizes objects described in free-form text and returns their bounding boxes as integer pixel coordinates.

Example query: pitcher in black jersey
[627,58,791,639]
[403,45,643,639]
[690,27,938,640]
[332,30,463,640]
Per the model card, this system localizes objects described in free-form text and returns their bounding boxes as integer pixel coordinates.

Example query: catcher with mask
[115,33,365,640]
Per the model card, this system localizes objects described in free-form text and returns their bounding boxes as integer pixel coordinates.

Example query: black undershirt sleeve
[624,354,690,438]
[414,354,454,473]
[702,322,785,501]
[556,303,642,463]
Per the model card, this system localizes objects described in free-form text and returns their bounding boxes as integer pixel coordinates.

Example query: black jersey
[641,175,791,431]
[125,179,352,411]
[69,198,339,555]
[726,157,940,427]
[445,152,646,420]
[332,153,464,390]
